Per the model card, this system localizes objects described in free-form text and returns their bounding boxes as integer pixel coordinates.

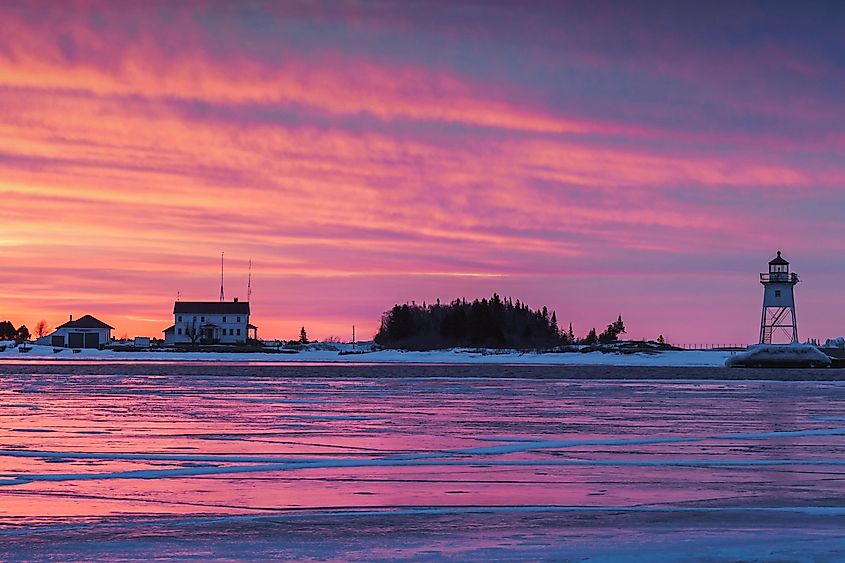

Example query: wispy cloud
[1,1,844,342]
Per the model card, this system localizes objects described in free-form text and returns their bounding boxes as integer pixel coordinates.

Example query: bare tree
[35,320,49,338]
[185,318,202,345]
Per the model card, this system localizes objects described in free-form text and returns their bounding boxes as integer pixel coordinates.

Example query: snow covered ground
[0,343,734,366]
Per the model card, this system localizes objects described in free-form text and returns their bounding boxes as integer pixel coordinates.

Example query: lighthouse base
[726,343,831,368]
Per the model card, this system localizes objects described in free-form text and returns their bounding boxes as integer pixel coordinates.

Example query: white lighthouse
[759,251,799,344]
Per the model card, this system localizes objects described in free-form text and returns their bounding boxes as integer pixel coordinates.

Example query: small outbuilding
[41,314,114,348]
[162,325,175,346]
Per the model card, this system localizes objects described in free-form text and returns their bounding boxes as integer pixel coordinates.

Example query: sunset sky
[2,1,844,343]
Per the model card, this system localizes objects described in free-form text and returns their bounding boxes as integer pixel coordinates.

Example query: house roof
[162,325,175,333]
[769,251,789,266]
[55,314,114,330]
[173,301,250,314]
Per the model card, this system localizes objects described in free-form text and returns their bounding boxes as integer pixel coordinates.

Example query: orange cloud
[1,2,842,343]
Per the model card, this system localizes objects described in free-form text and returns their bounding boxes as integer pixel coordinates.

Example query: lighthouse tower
[759,251,799,344]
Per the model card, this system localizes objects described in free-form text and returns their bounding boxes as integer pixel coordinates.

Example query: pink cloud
[1,2,843,343]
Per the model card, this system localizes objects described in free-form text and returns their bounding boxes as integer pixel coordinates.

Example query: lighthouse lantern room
[759,251,799,344]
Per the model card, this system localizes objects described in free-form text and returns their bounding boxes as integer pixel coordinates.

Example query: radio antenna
[247,259,252,302]
[219,252,225,302]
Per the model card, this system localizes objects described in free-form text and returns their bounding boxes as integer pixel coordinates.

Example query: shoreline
[0,346,732,367]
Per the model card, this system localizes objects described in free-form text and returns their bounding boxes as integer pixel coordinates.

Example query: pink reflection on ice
[1,369,845,525]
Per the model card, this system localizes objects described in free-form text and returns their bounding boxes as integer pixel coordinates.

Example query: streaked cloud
[2,1,844,342]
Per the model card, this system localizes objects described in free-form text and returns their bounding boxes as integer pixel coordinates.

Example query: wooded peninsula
[374,294,628,351]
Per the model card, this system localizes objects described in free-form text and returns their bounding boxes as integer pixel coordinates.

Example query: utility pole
[352,325,356,350]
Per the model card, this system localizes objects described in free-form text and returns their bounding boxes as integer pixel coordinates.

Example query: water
[2,365,845,560]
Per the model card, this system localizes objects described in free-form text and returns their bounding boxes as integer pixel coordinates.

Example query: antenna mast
[219,252,225,302]
[247,259,252,302]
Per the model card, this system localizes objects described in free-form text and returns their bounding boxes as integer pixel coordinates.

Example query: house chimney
[69,314,73,322]
[234,297,238,302]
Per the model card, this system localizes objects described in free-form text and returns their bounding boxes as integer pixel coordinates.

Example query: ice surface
[2,367,845,559]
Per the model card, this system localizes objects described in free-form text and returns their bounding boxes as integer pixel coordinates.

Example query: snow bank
[725,343,832,368]
[825,337,845,348]
[0,344,732,367]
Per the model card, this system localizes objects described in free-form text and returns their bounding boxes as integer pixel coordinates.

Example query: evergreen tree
[373,294,566,350]
[299,326,309,344]
[15,325,30,343]
[598,315,627,343]
[584,327,598,345]
[0,321,15,340]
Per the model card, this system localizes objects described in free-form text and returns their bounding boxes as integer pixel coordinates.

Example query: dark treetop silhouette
[374,294,625,350]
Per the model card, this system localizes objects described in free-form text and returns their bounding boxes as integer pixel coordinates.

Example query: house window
[237,329,241,336]
[237,316,241,322]
[201,316,205,322]
[193,316,197,322]
[178,316,182,322]
[775,290,781,297]
[177,328,182,335]
[223,316,227,323]
[230,328,234,335]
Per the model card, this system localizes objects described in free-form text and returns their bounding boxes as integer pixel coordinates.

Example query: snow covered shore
[725,343,832,368]
[0,343,732,367]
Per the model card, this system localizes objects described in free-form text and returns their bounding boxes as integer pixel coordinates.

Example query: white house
[38,314,114,348]
[163,298,257,346]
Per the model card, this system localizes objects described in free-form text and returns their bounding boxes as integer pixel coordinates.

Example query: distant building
[38,314,114,348]
[163,298,257,345]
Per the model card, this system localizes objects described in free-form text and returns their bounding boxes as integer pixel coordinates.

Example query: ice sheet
[2,367,845,559]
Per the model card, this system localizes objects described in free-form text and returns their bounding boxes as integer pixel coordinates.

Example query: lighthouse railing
[760,272,799,283]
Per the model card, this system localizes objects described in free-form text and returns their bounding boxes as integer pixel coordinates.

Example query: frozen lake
[2,363,845,560]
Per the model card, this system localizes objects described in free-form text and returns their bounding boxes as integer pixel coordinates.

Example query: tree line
[374,294,626,350]
[0,321,30,343]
